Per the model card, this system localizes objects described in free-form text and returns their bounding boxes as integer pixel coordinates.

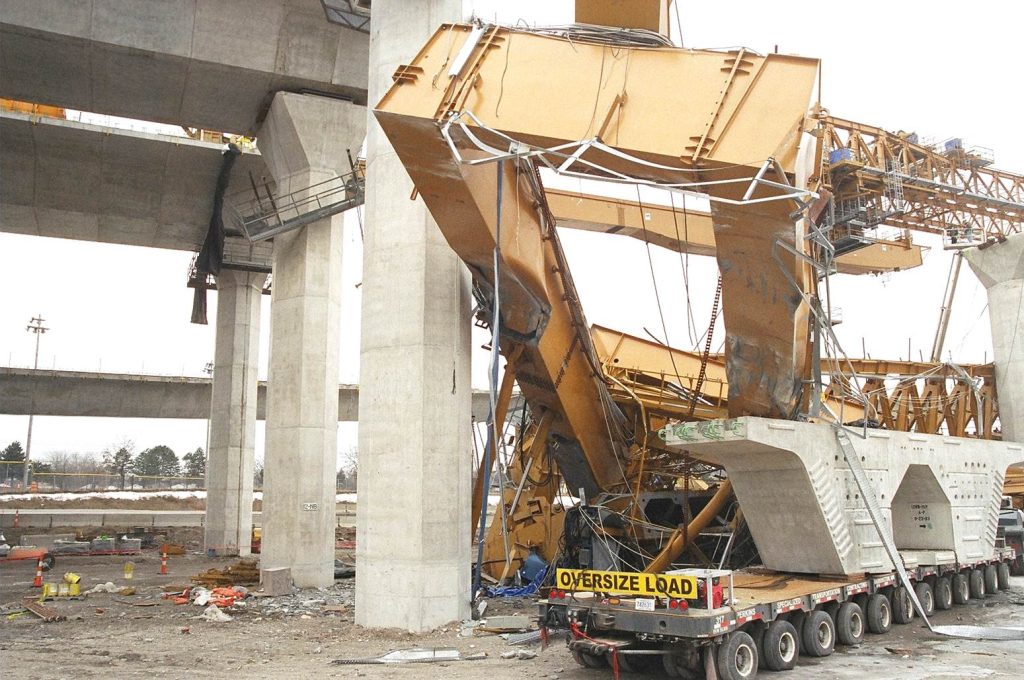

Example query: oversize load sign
[556,568,698,599]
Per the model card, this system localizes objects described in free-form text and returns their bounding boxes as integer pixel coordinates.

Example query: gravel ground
[2,551,1022,679]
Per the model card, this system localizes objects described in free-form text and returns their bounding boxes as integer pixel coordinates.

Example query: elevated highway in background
[0,0,369,134]
[0,367,500,422]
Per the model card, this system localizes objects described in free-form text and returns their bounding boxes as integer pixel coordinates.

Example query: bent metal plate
[556,568,698,599]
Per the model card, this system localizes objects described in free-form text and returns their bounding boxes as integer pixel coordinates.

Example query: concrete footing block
[260,567,292,595]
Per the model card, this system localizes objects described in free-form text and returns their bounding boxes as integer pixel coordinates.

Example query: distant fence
[0,461,354,494]
[0,462,204,493]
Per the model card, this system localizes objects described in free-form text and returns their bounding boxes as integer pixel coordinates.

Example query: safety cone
[32,557,43,588]
[159,551,168,575]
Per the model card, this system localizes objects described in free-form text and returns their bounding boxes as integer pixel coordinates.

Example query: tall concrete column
[964,233,1024,441]
[356,0,474,632]
[205,269,261,556]
[257,93,365,587]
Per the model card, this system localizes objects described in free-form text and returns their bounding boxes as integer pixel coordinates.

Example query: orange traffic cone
[32,557,43,588]
[159,551,168,575]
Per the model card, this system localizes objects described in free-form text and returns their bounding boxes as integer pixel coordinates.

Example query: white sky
[0,0,1017,464]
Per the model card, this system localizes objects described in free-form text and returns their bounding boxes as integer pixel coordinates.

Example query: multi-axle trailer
[541,550,1016,679]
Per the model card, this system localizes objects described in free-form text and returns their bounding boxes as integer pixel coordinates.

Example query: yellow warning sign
[555,568,698,599]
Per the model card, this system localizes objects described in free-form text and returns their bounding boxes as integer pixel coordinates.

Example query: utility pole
[203,360,214,483]
[24,315,49,488]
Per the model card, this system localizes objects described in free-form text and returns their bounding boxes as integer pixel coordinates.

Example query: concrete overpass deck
[0,366,502,422]
[0,0,369,134]
[0,109,269,250]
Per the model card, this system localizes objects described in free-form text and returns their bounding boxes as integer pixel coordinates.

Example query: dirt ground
[2,544,1023,680]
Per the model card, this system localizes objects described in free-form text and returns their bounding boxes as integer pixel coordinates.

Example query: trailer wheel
[617,650,659,674]
[952,573,970,604]
[891,587,914,624]
[836,601,865,646]
[801,610,835,657]
[913,582,934,617]
[761,620,799,671]
[997,561,1010,590]
[40,554,55,571]
[661,644,699,679]
[716,631,758,680]
[983,565,998,594]
[866,594,891,634]
[571,647,607,669]
[934,576,953,610]
[968,569,986,599]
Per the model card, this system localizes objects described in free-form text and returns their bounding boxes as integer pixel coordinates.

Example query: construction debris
[84,582,119,595]
[331,648,462,665]
[192,559,259,588]
[259,566,291,595]
[196,604,232,622]
[22,600,65,622]
[480,614,531,632]
[500,649,538,660]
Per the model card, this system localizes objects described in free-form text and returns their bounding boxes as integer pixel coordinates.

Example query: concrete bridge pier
[964,233,1024,440]
[355,0,473,631]
[205,269,262,556]
[257,92,366,587]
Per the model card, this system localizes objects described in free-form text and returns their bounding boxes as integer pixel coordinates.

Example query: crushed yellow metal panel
[574,0,671,35]
[548,188,924,273]
[377,22,822,433]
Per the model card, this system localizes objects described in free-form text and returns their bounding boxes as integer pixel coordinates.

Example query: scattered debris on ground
[191,559,259,587]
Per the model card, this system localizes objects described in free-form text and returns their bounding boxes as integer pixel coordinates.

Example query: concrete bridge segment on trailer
[664,417,1023,575]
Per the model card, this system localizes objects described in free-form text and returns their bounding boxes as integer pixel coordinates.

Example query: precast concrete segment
[0,0,369,134]
[0,367,499,421]
[356,0,472,632]
[963,233,1024,441]
[0,110,267,250]
[258,92,365,588]
[662,417,1023,575]
[205,270,262,557]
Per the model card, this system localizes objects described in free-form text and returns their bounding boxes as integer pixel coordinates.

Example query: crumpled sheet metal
[930,625,1024,641]
[331,648,461,665]
[711,202,810,418]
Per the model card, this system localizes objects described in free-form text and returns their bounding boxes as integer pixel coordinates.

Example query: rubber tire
[836,601,865,646]
[617,651,658,674]
[571,647,607,668]
[969,569,986,599]
[801,610,836,658]
[866,594,892,634]
[891,587,915,625]
[40,554,55,571]
[934,576,953,611]
[997,562,1011,590]
[914,581,935,617]
[661,645,699,679]
[983,565,999,594]
[716,631,759,680]
[761,620,799,671]
[952,573,970,605]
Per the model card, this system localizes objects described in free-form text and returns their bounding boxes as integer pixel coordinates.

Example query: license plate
[634,598,655,611]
